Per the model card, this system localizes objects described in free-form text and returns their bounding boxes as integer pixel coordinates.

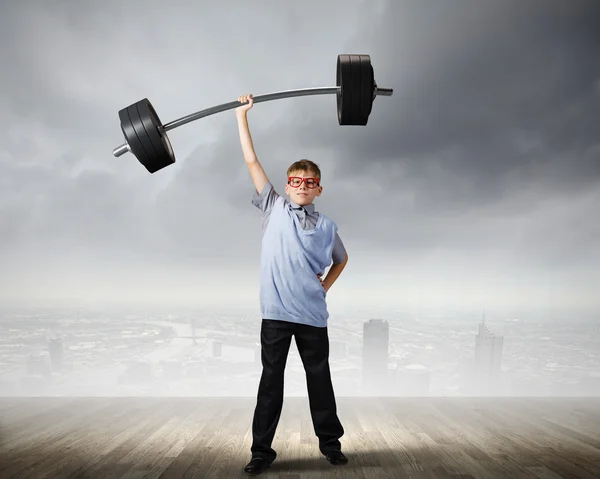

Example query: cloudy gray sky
[1,0,599,314]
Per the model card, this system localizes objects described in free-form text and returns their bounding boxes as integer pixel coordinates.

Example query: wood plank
[0,397,597,478]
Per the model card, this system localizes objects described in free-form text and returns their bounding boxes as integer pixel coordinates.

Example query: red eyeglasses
[288,177,320,188]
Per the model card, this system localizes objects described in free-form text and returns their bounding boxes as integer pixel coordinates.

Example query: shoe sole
[243,463,271,475]
[325,455,349,465]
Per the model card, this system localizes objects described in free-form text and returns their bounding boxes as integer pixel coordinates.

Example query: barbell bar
[112,54,393,174]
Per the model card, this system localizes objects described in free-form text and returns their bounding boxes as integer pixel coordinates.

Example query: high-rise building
[472,313,504,394]
[362,319,389,395]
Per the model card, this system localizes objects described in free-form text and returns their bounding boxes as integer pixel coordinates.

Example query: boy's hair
[287,159,321,179]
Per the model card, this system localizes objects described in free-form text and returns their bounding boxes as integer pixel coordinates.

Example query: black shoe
[243,457,271,475]
[325,449,348,465]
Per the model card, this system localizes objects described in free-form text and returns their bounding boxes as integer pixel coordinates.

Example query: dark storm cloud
[281,0,600,200]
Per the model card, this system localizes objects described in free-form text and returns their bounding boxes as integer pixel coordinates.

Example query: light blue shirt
[253,184,339,327]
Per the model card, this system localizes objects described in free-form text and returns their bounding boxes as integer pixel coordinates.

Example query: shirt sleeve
[331,232,347,264]
[251,181,280,216]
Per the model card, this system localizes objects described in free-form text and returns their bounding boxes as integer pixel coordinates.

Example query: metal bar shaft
[375,87,393,96]
[164,86,338,132]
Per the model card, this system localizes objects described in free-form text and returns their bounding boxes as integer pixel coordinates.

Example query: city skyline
[1,305,598,398]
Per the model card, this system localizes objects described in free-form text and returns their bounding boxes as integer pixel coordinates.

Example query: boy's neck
[289,198,315,209]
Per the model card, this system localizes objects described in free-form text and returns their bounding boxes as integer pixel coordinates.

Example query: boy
[236,94,349,476]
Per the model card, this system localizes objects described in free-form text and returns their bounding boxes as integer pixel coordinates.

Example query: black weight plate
[337,55,355,125]
[340,55,352,124]
[337,54,376,125]
[358,55,374,125]
[144,100,175,170]
[127,103,162,171]
[131,101,166,174]
[348,54,363,124]
[144,99,175,174]
[136,99,175,173]
[368,63,375,115]
[336,54,343,124]
[118,106,152,167]
[349,54,373,126]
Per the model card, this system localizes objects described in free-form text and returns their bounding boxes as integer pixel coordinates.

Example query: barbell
[112,54,393,174]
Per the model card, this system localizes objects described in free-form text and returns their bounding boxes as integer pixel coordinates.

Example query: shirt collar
[290,200,316,214]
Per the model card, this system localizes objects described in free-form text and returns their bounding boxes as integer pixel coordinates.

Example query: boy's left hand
[317,274,329,293]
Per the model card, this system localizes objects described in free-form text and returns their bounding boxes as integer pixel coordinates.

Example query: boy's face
[285,170,322,206]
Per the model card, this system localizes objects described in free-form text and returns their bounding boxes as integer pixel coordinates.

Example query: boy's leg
[250,319,294,464]
[294,324,345,456]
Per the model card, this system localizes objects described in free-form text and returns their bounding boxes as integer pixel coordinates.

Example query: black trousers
[250,318,344,463]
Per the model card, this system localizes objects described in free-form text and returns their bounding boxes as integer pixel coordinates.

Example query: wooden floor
[0,397,599,479]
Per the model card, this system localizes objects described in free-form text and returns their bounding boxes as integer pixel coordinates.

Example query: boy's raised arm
[236,94,269,195]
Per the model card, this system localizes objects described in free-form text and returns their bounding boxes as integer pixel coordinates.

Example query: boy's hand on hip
[318,274,329,293]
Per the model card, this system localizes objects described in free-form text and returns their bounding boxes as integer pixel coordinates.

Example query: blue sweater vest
[259,196,338,328]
